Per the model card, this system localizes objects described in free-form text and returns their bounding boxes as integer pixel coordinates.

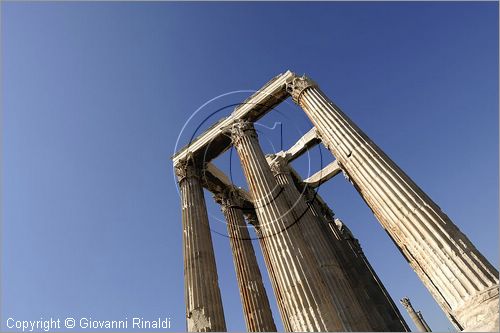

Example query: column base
[454,285,499,332]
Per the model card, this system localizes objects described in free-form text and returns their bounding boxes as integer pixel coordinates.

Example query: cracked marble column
[267,154,372,331]
[175,160,226,332]
[229,119,343,332]
[213,188,277,332]
[286,75,499,331]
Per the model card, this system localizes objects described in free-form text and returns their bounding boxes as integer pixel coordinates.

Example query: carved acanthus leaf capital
[213,186,244,213]
[286,75,317,104]
[174,157,202,182]
[227,119,257,148]
[400,297,412,309]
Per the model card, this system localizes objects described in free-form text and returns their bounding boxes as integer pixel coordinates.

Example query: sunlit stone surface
[172,71,498,332]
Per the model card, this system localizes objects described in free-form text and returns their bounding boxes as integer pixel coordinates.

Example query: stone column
[287,75,499,331]
[401,297,430,332]
[417,311,432,332]
[229,119,343,332]
[267,154,372,331]
[245,211,293,332]
[213,188,277,332]
[175,159,226,332]
[296,169,409,331]
[334,217,410,332]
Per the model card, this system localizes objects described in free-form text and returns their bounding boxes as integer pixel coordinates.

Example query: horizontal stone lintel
[303,160,341,188]
[172,70,295,166]
[282,127,321,162]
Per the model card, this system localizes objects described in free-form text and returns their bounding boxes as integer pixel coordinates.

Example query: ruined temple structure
[172,71,499,332]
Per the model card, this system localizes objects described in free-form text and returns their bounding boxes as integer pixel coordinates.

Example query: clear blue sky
[2,2,498,332]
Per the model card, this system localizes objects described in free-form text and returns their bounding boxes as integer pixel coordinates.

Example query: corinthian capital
[213,186,244,213]
[228,119,257,148]
[286,75,317,104]
[174,156,201,182]
[400,297,412,310]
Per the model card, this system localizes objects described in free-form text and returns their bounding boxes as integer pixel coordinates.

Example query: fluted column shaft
[267,155,372,331]
[287,76,499,331]
[417,311,432,332]
[248,212,293,332]
[334,216,410,332]
[214,190,277,332]
[229,120,343,332]
[298,170,409,332]
[401,298,430,332]
[176,161,226,332]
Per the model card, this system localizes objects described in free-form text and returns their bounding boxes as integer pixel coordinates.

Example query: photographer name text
[6,317,172,332]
